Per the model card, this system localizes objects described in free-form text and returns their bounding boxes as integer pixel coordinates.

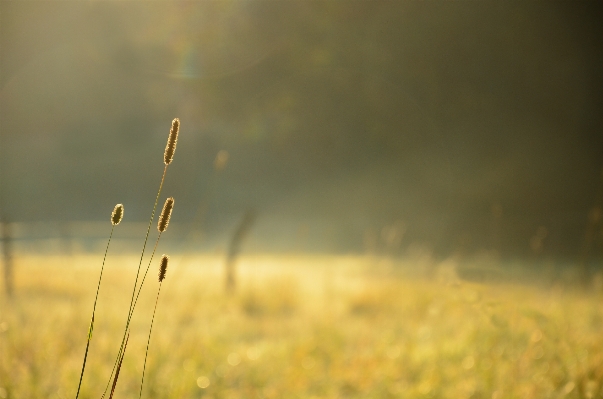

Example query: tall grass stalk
[130,198,174,316]
[75,204,123,399]
[138,255,169,399]
[101,194,165,398]
[108,331,129,399]
[101,119,179,398]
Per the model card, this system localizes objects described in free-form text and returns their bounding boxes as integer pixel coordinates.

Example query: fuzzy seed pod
[111,204,124,225]
[158,254,169,282]
[157,197,174,232]
[164,118,179,165]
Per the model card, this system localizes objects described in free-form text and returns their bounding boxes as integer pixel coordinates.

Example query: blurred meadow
[2,1,603,399]
[3,253,603,398]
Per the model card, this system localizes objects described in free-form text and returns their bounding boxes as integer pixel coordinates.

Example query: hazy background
[1,1,602,260]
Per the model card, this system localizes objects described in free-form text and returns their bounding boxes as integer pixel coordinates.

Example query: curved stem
[75,224,114,399]
[131,233,162,319]
[139,282,162,399]
[102,165,168,399]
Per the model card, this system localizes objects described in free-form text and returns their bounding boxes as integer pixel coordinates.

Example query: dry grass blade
[109,332,129,399]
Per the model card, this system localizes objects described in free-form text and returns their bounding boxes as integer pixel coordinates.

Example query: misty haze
[1,2,603,398]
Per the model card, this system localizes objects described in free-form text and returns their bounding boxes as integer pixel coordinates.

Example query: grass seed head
[164,118,179,165]
[159,254,169,282]
[111,204,124,225]
[158,197,174,232]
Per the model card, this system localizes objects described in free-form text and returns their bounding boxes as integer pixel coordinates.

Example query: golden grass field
[1,253,603,399]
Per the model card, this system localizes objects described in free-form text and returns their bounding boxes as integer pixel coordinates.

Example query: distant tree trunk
[1,219,13,298]
[225,210,256,294]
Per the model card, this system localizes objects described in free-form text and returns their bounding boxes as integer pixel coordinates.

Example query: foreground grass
[0,254,602,399]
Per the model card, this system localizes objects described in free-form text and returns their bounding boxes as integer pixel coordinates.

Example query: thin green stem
[100,235,162,399]
[130,233,162,320]
[105,231,161,386]
[139,282,162,399]
[102,165,168,399]
[75,224,114,399]
[108,331,129,399]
